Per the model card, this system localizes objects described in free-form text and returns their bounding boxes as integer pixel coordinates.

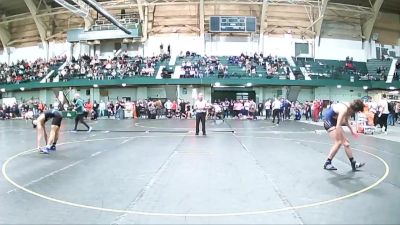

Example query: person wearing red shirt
[171,101,177,117]
[313,100,320,122]
[84,100,93,119]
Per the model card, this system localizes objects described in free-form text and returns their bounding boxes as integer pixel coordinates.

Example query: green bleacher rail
[0,75,395,91]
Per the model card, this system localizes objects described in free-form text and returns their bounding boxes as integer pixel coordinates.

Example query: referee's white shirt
[272,100,281,110]
[195,100,207,113]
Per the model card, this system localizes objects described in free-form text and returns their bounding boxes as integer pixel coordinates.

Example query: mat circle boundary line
[1,135,390,217]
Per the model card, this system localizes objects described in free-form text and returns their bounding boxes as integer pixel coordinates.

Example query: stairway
[386,59,398,83]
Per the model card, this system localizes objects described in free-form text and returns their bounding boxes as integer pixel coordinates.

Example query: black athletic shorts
[44,110,63,127]
[323,119,337,131]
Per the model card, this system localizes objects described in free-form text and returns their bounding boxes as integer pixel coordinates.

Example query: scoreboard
[210,16,256,33]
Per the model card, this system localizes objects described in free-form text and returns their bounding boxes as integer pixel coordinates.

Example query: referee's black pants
[272,109,280,124]
[74,113,90,130]
[196,112,206,135]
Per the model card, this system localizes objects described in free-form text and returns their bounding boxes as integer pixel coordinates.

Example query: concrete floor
[0,118,399,224]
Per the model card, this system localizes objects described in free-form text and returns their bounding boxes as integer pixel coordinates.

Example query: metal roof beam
[0,1,375,26]
[136,0,145,21]
[362,0,384,40]
[24,0,49,60]
[315,0,329,38]
[0,25,11,55]
[54,0,94,30]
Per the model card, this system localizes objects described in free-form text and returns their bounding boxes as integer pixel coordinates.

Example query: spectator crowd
[0,55,66,84]
[178,51,290,79]
[60,53,170,81]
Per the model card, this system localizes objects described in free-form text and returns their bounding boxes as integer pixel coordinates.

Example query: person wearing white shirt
[194,93,207,135]
[368,100,378,125]
[243,101,250,116]
[378,94,389,134]
[99,101,106,117]
[272,98,282,125]
[164,100,172,117]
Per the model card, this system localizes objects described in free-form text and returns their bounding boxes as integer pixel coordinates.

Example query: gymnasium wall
[313,86,366,102]
[315,38,367,61]
[1,85,371,106]
[0,42,69,64]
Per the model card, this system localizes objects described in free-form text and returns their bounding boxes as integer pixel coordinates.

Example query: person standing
[92,101,99,120]
[249,100,257,120]
[378,94,389,134]
[160,43,164,55]
[305,101,311,120]
[99,100,106,117]
[272,98,281,125]
[368,99,379,126]
[243,100,250,117]
[84,100,93,119]
[194,93,207,136]
[258,101,264,117]
[179,99,186,119]
[313,100,320,122]
[107,101,115,118]
[72,93,92,132]
[322,100,365,171]
[223,100,229,119]
[265,99,271,120]
[396,102,400,124]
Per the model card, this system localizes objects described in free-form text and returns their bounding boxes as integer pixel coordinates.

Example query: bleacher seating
[175,53,290,79]
[293,58,368,81]
[2,54,397,85]
[59,54,170,81]
[366,59,392,81]
[0,57,66,85]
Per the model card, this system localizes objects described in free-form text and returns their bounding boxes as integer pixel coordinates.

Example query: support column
[141,4,149,42]
[258,0,268,52]
[199,0,205,55]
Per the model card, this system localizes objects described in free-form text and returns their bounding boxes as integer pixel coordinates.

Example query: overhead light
[336,85,342,89]
[389,86,395,90]
[20,87,25,91]
[214,82,221,87]
[246,82,252,87]
[0,88,5,92]
[122,83,127,87]
[363,86,368,90]
[93,84,99,88]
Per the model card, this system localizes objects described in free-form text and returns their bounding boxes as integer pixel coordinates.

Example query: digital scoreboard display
[210,16,256,33]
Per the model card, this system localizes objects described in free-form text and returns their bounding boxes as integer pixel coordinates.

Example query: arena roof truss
[0,0,399,50]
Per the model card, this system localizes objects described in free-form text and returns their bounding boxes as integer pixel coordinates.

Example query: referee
[72,93,92,132]
[194,93,207,136]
